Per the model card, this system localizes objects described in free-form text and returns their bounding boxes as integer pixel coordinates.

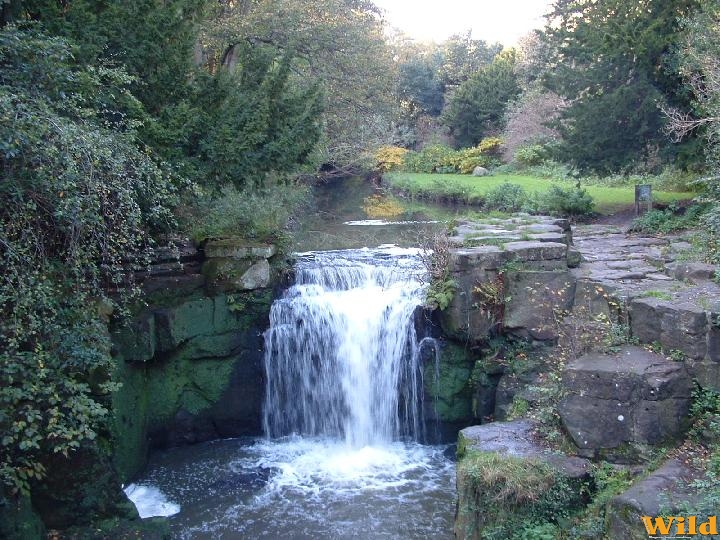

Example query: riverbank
[384,172,696,215]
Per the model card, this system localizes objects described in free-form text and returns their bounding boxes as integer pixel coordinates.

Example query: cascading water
[127,244,455,539]
[262,246,429,447]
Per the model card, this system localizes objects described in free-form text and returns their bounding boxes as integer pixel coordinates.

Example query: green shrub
[702,204,720,264]
[403,141,503,174]
[484,183,527,212]
[404,145,458,173]
[455,146,494,173]
[537,185,595,217]
[525,160,577,181]
[689,386,720,442]
[181,182,308,244]
[514,144,548,167]
[426,278,457,310]
[0,28,178,495]
[457,451,580,540]
[511,522,559,540]
[630,204,707,234]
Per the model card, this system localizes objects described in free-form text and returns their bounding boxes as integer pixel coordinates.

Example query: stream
[127,178,467,539]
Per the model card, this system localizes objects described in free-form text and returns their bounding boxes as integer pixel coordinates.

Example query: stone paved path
[572,223,720,304]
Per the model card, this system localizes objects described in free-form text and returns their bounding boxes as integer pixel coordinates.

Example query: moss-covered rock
[30,447,138,531]
[455,421,590,540]
[111,313,156,363]
[154,297,216,351]
[425,341,475,424]
[111,290,272,481]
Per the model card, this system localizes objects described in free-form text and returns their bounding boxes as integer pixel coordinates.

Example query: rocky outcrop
[442,216,575,344]
[112,291,272,479]
[606,458,700,539]
[455,420,590,540]
[572,225,720,390]
[112,238,280,481]
[559,346,691,461]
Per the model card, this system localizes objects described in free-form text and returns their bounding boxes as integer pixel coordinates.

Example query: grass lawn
[385,172,696,214]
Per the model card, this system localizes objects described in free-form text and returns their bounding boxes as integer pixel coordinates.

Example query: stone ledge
[204,239,276,259]
[459,419,590,477]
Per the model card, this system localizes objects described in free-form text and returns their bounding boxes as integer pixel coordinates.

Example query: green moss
[111,290,274,481]
[0,490,45,540]
[425,342,475,423]
[638,290,673,301]
[507,396,530,419]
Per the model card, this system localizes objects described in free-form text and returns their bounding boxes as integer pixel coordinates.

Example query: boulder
[237,259,270,290]
[559,346,691,461]
[606,458,700,539]
[471,166,489,177]
[665,261,718,282]
[630,297,709,360]
[203,257,271,293]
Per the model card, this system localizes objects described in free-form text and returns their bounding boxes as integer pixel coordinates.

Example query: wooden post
[635,184,652,215]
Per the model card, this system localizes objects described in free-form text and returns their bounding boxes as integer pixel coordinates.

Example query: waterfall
[262,246,430,447]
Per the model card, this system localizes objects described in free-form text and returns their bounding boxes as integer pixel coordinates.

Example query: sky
[373,0,555,46]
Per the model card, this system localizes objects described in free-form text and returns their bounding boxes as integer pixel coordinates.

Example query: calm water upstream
[127,178,461,539]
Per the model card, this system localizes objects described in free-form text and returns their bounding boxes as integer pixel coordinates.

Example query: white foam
[249,437,446,501]
[124,483,180,518]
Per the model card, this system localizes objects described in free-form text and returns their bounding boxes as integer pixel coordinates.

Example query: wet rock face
[559,346,691,461]
[111,238,280,481]
[112,291,273,481]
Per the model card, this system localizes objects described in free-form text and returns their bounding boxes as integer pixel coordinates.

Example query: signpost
[635,184,652,215]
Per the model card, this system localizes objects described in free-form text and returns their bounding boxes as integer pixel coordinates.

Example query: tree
[397,55,445,118]
[8,0,325,189]
[664,0,720,165]
[442,51,521,148]
[664,0,720,260]
[437,31,503,87]
[543,0,699,173]
[204,0,396,171]
[502,89,566,161]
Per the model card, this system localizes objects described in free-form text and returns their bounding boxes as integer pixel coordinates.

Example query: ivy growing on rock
[0,27,178,494]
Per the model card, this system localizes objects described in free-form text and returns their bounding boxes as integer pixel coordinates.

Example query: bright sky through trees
[374,0,553,44]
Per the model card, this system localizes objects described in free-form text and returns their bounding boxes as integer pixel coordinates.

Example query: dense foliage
[443,52,521,148]
[0,28,178,494]
[543,0,699,173]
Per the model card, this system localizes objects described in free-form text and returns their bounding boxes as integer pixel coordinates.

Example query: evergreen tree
[543,0,699,173]
[443,51,520,148]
